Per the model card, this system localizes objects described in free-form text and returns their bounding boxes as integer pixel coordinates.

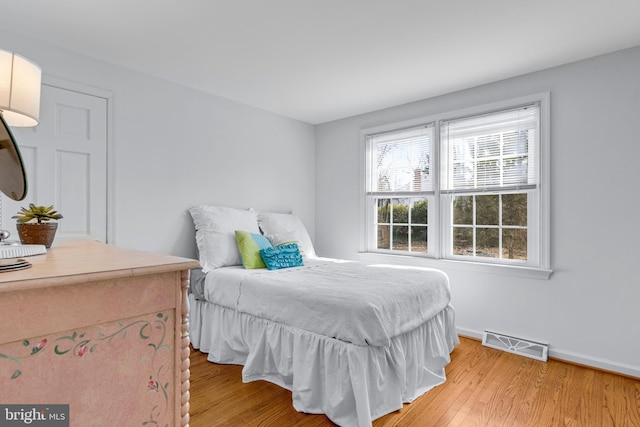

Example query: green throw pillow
[235,230,273,269]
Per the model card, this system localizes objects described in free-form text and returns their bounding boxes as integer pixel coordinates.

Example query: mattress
[193,258,452,347]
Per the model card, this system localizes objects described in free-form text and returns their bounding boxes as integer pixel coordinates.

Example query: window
[366,125,434,254]
[363,94,550,274]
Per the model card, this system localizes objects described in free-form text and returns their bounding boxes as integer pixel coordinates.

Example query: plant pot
[16,222,59,248]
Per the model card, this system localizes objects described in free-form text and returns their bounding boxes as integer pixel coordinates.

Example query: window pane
[410,226,428,253]
[392,226,408,250]
[502,193,527,226]
[453,196,473,225]
[453,162,474,188]
[453,226,472,255]
[410,199,428,224]
[377,199,391,223]
[453,138,475,162]
[375,143,394,191]
[391,199,408,224]
[477,134,500,158]
[476,228,499,258]
[377,225,390,249]
[389,166,414,192]
[476,194,499,225]
[503,228,527,260]
[503,156,528,185]
[503,130,528,156]
[477,159,500,187]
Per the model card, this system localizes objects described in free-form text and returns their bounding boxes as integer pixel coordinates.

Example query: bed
[187,205,459,427]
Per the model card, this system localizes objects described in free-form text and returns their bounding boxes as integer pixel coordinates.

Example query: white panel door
[1,84,108,243]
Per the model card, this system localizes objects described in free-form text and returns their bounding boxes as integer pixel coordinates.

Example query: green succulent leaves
[12,203,63,224]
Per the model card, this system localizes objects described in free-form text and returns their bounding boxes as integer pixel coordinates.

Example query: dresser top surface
[0,240,200,292]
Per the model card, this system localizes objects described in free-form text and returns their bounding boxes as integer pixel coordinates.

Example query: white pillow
[257,211,316,258]
[265,231,306,256]
[189,205,260,272]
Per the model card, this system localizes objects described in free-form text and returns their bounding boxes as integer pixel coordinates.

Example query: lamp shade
[0,49,41,127]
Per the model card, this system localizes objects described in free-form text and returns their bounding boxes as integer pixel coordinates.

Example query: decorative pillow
[257,212,316,258]
[189,205,260,272]
[260,243,304,270]
[235,230,272,269]
[264,231,305,256]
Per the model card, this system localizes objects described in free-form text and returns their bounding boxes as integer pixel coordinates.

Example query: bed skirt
[189,294,459,427]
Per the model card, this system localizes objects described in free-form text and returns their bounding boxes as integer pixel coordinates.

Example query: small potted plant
[12,204,63,248]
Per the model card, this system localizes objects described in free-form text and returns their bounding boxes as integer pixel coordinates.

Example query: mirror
[0,113,28,201]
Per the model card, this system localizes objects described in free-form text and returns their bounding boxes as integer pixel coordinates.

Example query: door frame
[43,75,115,244]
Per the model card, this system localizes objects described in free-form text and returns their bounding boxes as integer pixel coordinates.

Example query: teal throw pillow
[259,243,304,270]
[235,230,273,269]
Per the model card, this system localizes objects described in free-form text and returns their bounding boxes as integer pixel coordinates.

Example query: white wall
[1,30,316,260]
[315,46,640,377]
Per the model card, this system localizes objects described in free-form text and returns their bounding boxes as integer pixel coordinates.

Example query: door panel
[1,84,107,243]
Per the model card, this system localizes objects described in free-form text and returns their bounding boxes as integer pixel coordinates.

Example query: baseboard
[455,327,640,380]
[456,327,483,340]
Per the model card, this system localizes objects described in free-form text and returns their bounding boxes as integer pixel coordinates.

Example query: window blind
[367,124,434,193]
[440,104,539,193]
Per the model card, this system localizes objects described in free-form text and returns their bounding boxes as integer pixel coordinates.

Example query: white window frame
[363,123,437,257]
[360,93,551,279]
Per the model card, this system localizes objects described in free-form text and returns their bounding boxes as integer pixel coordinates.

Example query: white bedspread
[201,259,451,347]
[190,297,458,427]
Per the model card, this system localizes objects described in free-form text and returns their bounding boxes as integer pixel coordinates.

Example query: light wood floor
[189,336,640,426]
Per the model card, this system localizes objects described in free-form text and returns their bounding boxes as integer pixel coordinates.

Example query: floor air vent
[482,330,548,362]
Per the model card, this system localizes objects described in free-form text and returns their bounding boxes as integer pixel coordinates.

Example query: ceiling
[2,1,640,124]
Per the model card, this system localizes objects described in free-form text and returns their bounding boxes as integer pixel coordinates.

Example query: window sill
[356,252,553,280]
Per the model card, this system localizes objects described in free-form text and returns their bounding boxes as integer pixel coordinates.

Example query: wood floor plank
[189,337,640,426]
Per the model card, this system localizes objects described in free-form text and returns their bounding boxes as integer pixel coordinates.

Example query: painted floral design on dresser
[0,312,172,426]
